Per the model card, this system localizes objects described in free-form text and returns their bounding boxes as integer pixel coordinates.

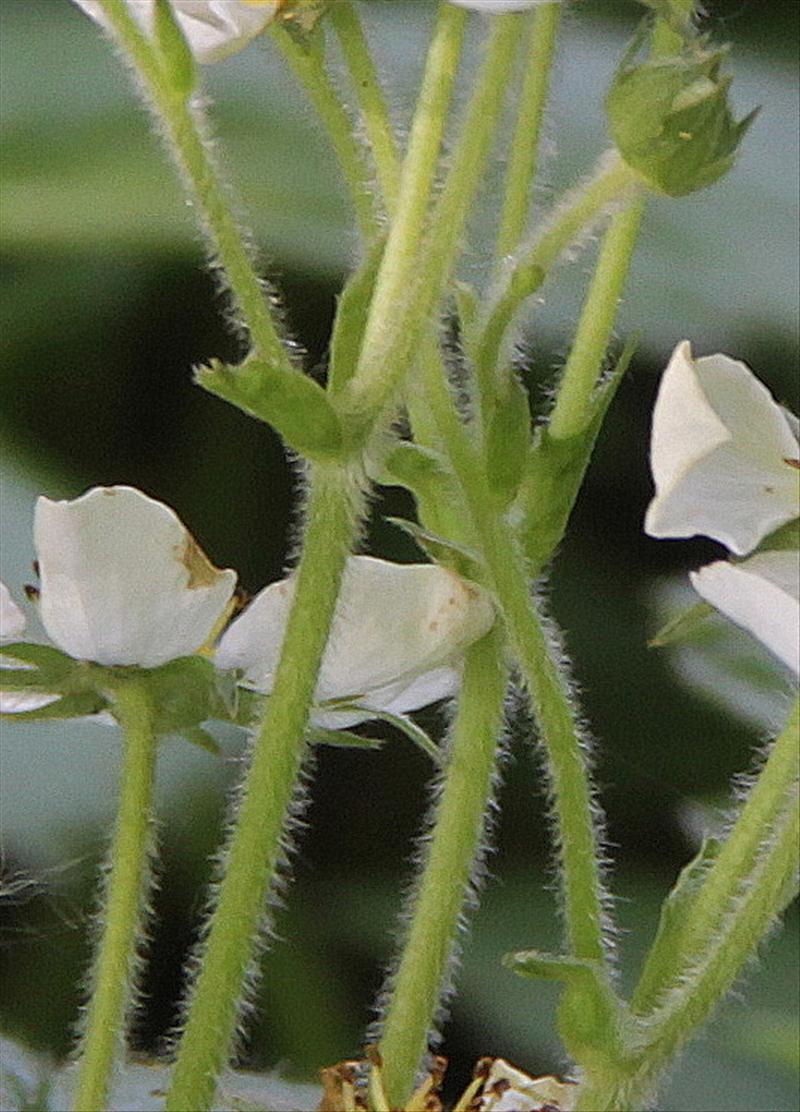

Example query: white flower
[690,552,799,677]
[216,555,495,727]
[72,0,280,64]
[476,1060,576,1112]
[0,582,26,642]
[450,1,557,12]
[645,341,798,556]
[646,341,799,674]
[35,486,236,668]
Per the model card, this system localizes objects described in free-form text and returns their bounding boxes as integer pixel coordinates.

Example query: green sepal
[178,725,222,756]
[504,949,627,1069]
[136,655,229,738]
[382,442,468,546]
[321,703,444,765]
[196,356,344,461]
[631,837,721,1014]
[485,372,531,505]
[518,336,637,572]
[1,691,109,721]
[607,34,757,197]
[305,726,384,751]
[752,518,800,554]
[153,0,197,99]
[0,641,76,682]
[328,237,386,396]
[649,600,715,648]
[385,517,484,582]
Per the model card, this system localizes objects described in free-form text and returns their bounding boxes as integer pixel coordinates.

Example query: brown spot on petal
[784,457,800,470]
[24,584,40,602]
[177,534,222,589]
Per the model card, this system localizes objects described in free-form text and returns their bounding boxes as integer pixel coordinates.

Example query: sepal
[320,704,443,764]
[196,356,344,461]
[648,600,714,648]
[386,517,484,582]
[485,372,531,505]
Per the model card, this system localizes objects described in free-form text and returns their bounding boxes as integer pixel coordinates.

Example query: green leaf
[518,335,637,572]
[305,726,384,750]
[485,372,531,504]
[328,237,386,395]
[385,517,484,581]
[631,837,722,1014]
[153,0,197,99]
[504,949,627,1069]
[649,600,715,648]
[196,357,344,461]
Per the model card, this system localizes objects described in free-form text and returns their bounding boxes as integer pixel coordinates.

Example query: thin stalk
[344,12,521,430]
[476,153,640,400]
[632,698,800,1014]
[378,628,509,1107]
[421,362,611,967]
[72,680,158,1112]
[98,0,292,372]
[548,198,645,440]
[271,25,378,241]
[166,463,363,1112]
[344,0,467,422]
[328,0,401,212]
[495,2,562,261]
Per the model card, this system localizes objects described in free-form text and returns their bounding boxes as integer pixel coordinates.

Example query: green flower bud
[607,37,757,197]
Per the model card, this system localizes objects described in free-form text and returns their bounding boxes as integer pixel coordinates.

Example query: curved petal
[690,552,800,676]
[71,1,278,63]
[36,486,236,668]
[646,342,799,555]
[217,556,494,712]
[0,582,26,641]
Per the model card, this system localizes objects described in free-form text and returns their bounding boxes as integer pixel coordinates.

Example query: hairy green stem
[166,464,363,1112]
[495,3,561,261]
[72,681,157,1112]
[271,24,377,241]
[476,153,640,394]
[98,0,292,371]
[344,11,521,430]
[328,0,401,211]
[378,629,509,1106]
[548,198,645,440]
[633,698,800,1015]
[421,361,611,967]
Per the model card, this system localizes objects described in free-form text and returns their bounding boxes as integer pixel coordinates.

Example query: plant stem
[344,11,521,430]
[421,361,611,967]
[98,0,293,372]
[632,698,800,1015]
[377,628,509,1107]
[495,3,561,261]
[72,680,158,1112]
[166,463,363,1112]
[328,0,401,212]
[271,24,378,241]
[476,153,640,395]
[548,198,645,440]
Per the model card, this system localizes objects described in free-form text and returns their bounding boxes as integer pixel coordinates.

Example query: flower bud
[607,40,757,197]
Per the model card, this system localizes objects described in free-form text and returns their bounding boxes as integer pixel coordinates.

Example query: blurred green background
[1,2,798,1109]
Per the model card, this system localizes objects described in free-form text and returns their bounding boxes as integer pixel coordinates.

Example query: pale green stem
[328,0,401,212]
[343,0,466,424]
[476,153,640,402]
[166,463,363,1112]
[378,629,509,1107]
[271,25,377,241]
[494,3,562,262]
[421,362,611,967]
[548,198,645,440]
[576,795,800,1112]
[632,698,800,1014]
[344,12,521,431]
[72,681,157,1112]
[98,0,292,372]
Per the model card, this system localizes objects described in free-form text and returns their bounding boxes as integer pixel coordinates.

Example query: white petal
[217,556,494,714]
[0,691,60,715]
[690,552,800,676]
[36,486,236,668]
[312,666,461,729]
[645,341,799,555]
[450,1,553,11]
[478,1060,577,1112]
[71,1,277,63]
[0,582,26,641]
